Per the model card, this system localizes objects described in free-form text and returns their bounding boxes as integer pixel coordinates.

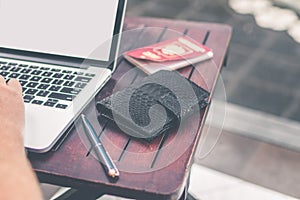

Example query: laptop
[0,0,127,153]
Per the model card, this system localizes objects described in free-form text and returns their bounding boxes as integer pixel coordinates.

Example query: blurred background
[125,0,300,199]
[127,0,300,121]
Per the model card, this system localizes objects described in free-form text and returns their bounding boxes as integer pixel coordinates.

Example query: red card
[125,36,212,62]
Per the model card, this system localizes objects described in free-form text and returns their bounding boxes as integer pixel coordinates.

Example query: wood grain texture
[29,17,232,200]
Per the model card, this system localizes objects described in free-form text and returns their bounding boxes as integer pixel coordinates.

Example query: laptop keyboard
[0,60,95,109]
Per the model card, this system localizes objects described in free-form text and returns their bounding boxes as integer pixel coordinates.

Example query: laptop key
[1,66,10,70]
[41,67,50,70]
[26,82,39,88]
[63,75,75,80]
[49,85,61,91]
[30,76,42,82]
[0,61,7,65]
[42,72,53,77]
[41,78,53,83]
[20,69,32,74]
[44,98,58,107]
[9,73,20,79]
[37,90,50,97]
[85,73,96,77]
[52,79,64,85]
[24,95,34,103]
[25,89,38,95]
[49,92,74,101]
[32,100,44,105]
[19,80,28,87]
[53,73,64,78]
[74,71,84,75]
[47,99,59,103]
[56,104,68,109]
[8,63,18,66]
[10,67,21,72]
[37,84,50,90]
[64,81,75,87]
[51,69,61,72]
[75,76,92,83]
[19,74,31,80]
[44,101,56,107]
[30,66,39,69]
[61,87,81,95]
[62,70,72,74]
[19,64,28,67]
[31,70,42,75]
[75,82,87,89]
[0,71,9,77]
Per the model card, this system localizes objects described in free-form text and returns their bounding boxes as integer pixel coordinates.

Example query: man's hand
[0,76,42,200]
[0,76,25,159]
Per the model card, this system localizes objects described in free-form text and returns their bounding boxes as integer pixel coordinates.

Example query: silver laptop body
[0,0,127,152]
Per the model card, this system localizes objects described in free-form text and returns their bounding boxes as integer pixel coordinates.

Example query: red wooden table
[29,17,232,200]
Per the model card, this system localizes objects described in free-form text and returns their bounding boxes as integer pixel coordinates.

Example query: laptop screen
[0,0,119,62]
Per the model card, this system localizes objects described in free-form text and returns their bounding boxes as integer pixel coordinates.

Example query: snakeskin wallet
[96,70,209,141]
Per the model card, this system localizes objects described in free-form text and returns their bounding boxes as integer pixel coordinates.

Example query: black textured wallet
[96,70,210,141]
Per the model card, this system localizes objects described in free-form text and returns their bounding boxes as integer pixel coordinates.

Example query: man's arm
[0,76,42,200]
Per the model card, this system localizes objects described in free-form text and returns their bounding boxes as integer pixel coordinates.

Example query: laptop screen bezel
[0,0,126,69]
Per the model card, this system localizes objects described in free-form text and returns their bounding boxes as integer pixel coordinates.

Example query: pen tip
[108,169,120,178]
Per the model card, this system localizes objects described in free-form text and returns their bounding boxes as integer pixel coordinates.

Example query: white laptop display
[0,0,127,152]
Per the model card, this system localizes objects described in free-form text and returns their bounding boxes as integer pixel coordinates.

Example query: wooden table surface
[29,17,232,200]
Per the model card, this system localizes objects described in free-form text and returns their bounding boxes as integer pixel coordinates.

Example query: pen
[81,114,120,178]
